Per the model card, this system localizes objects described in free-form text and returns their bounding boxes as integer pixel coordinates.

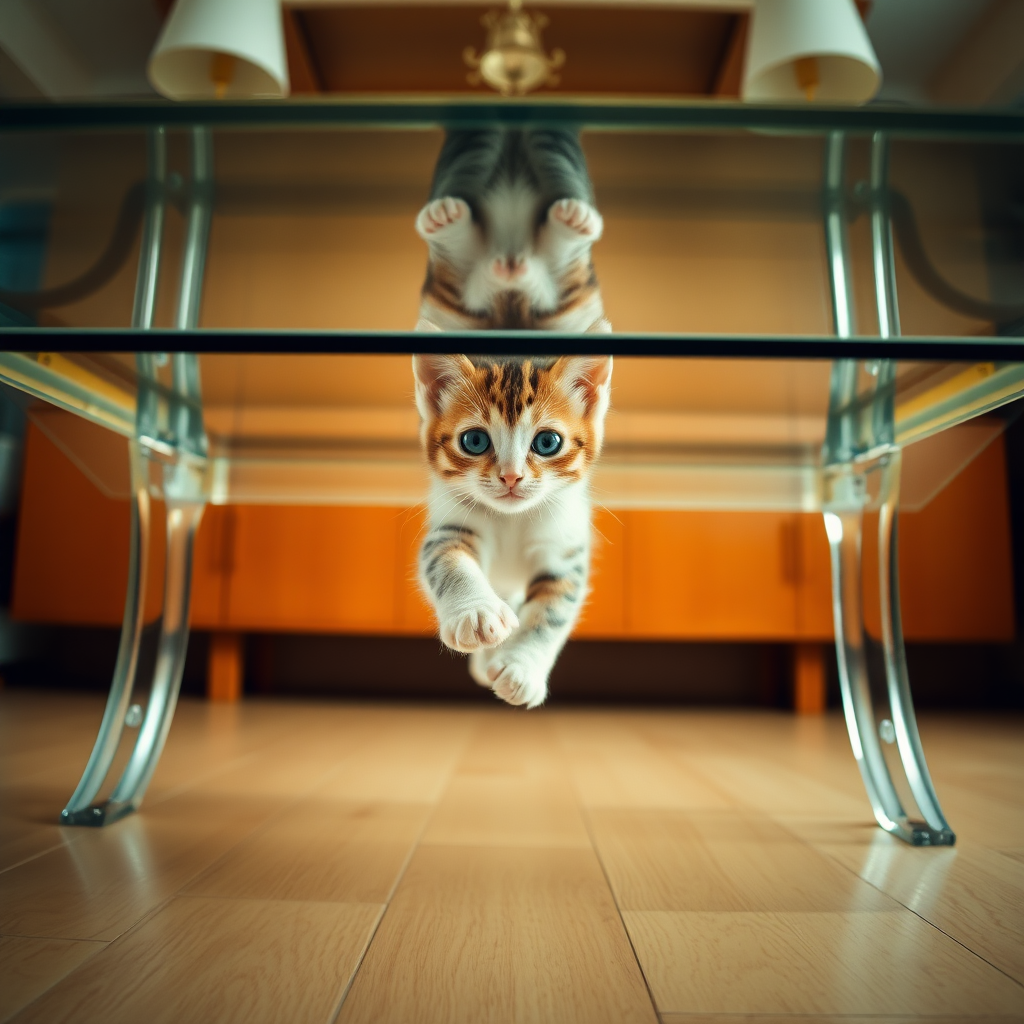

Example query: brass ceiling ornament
[464,0,565,96]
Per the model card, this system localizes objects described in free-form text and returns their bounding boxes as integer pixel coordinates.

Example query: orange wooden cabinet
[12,424,1016,667]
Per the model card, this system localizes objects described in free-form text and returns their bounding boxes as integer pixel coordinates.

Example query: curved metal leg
[102,496,204,823]
[823,462,955,846]
[824,131,857,340]
[60,441,151,825]
[175,127,213,332]
[869,131,900,342]
[60,126,167,826]
[824,496,909,839]
[821,132,953,846]
[878,452,954,841]
[131,127,167,331]
[59,126,212,827]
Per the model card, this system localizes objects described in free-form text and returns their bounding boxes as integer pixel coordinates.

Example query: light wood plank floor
[1,690,1022,1023]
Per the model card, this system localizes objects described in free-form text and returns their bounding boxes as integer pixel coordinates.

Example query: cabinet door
[625,510,800,639]
[220,505,403,633]
[13,425,233,629]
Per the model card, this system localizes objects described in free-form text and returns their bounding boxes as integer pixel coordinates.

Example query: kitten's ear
[412,354,473,417]
[552,355,613,413]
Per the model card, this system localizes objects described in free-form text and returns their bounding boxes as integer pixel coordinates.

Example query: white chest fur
[426,478,592,607]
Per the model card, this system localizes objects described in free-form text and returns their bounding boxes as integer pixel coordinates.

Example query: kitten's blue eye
[531,431,563,457]
[460,430,491,455]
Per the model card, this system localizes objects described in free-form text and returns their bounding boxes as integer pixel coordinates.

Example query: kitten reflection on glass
[413,128,612,709]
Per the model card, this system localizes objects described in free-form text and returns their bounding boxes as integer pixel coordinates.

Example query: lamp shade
[148,0,289,100]
[742,0,881,104]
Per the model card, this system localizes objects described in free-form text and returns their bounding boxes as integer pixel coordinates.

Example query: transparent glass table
[0,98,1022,845]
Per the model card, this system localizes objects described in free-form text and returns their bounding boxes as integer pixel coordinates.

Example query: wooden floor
[1,691,1022,1023]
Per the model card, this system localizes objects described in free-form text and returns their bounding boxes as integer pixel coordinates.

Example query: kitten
[413,354,612,708]
[412,129,612,707]
[415,128,611,332]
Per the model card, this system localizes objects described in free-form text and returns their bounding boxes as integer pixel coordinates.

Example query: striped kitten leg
[420,525,519,653]
[475,549,589,709]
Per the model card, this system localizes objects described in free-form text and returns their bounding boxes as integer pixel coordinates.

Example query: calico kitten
[413,354,612,708]
[415,128,611,332]
[412,129,611,707]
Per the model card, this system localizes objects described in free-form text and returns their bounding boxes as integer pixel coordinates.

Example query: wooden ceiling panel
[294,5,741,95]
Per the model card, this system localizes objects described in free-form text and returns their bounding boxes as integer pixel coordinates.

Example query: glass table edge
[3,329,1024,360]
[1,99,1023,138]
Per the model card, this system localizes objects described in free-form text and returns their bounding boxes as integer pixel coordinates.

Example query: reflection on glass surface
[0,112,1020,337]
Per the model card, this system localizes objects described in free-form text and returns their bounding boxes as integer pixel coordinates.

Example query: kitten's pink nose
[501,471,523,489]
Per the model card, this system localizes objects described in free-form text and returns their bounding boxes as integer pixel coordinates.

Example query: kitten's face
[414,355,612,515]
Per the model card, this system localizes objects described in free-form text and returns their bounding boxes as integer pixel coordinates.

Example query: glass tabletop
[0,100,1022,511]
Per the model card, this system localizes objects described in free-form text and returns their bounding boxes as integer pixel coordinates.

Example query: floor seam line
[814,842,1024,991]
[0,840,72,878]
[326,904,389,1024]
[550,718,662,1022]
[579,804,662,1022]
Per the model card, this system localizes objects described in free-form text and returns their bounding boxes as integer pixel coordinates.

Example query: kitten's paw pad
[440,599,518,653]
[487,656,548,709]
[417,197,470,238]
[548,198,603,239]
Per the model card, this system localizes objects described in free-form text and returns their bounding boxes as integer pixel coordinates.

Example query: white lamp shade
[148,0,289,100]
[742,0,881,104]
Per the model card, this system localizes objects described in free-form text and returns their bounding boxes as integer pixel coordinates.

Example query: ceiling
[0,0,1021,106]
[293,5,741,96]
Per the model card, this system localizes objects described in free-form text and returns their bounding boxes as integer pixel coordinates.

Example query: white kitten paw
[439,598,518,653]
[548,198,603,240]
[486,653,549,709]
[417,197,470,239]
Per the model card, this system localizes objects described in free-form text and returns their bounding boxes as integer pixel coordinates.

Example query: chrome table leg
[131,127,167,331]
[823,460,954,846]
[60,381,209,826]
[101,491,204,823]
[60,130,168,827]
[820,131,954,846]
[176,127,214,331]
[59,128,213,826]
[824,491,907,837]
[877,453,954,841]
[60,441,151,825]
